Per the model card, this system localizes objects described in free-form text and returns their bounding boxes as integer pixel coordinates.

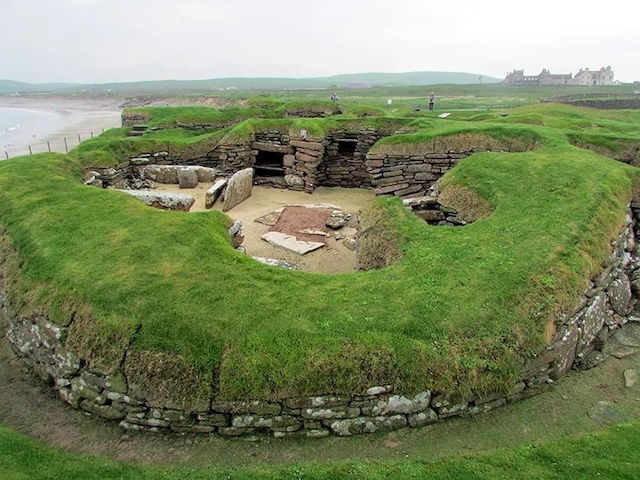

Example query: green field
[2,91,640,477]
[1,421,639,479]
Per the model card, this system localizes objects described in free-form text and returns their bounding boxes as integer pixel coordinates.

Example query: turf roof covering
[0,104,639,402]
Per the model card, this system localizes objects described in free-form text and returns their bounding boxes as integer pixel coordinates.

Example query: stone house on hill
[573,67,615,86]
[503,66,614,86]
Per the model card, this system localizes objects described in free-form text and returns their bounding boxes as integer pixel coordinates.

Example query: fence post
[78,134,81,144]
[29,146,32,155]
[90,131,94,138]
[64,137,68,153]
[47,141,51,152]
[4,152,8,160]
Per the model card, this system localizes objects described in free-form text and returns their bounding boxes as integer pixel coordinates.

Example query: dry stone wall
[94,130,474,198]
[3,206,640,438]
[366,152,469,197]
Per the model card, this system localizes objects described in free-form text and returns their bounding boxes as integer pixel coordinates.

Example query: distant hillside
[0,71,500,95]
[0,79,78,94]
[317,71,500,86]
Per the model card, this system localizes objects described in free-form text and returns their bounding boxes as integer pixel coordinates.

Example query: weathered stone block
[295,152,319,163]
[290,140,324,151]
[205,179,227,209]
[286,396,350,410]
[608,276,632,315]
[328,415,407,436]
[178,168,199,189]
[196,413,229,427]
[80,400,127,420]
[362,391,430,416]
[302,406,360,420]
[283,154,296,167]
[223,168,253,212]
[285,174,304,188]
[578,293,609,354]
[550,322,579,380]
[171,423,215,434]
[407,409,438,427]
[374,183,409,195]
[118,190,195,212]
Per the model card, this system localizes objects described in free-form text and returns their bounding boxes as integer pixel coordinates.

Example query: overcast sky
[1,0,638,84]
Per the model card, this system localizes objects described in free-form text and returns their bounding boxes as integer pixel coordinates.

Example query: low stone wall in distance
[3,204,640,438]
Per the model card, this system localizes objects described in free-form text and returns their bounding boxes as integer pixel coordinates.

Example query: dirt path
[1,329,638,469]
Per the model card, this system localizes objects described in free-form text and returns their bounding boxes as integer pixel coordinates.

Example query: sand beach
[0,95,123,159]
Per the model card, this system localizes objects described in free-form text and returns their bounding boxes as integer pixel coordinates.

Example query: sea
[0,107,63,158]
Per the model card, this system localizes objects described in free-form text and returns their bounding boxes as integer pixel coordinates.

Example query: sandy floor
[156,183,377,274]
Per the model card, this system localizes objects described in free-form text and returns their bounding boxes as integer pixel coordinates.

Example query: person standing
[428,91,435,111]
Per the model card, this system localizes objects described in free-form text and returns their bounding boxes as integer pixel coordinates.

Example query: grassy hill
[0,71,500,96]
[319,71,499,86]
[0,79,78,94]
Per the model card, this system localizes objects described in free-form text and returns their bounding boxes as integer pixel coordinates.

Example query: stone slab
[205,179,227,209]
[261,232,324,255]
[223,168,253,212]
[177,168,198,189]
[624,369,637,388]
[117,190,195,211]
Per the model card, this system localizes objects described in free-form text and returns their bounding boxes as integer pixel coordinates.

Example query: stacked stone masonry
[3,205,640,438]
[88,128,480,199]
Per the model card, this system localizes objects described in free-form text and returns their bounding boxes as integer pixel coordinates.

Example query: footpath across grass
[1,421,639,479]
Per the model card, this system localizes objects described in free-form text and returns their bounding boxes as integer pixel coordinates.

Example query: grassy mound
[566,132,640,166]
[0,105,638,403]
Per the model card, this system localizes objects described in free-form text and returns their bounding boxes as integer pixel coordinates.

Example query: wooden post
[29,146,32,155]
[78,134,81,144]
[64,137,68,153]
[4,152,8,160]
[47,141,51,152]
[90,131,94,138]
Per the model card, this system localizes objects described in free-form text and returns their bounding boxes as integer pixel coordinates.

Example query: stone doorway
[254,150,286,186]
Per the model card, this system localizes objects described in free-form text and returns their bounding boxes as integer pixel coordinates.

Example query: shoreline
[0,96,123,159]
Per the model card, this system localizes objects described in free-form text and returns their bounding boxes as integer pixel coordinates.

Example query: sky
[1,0,639,84]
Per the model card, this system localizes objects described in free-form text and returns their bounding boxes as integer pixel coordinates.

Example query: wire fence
[3,129,107,160]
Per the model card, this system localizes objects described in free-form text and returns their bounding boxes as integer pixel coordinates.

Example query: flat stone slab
[138,165,218,184]
[286,203,342,210]
[261,232,324,255]
[223,168,253,212]
[270,207,330,244]
[117,190,195,211]
[588,401,630,424]
[403,196,438,208]
[177,168,198,189]
[252,257,299,270]
[255,209,284,226]
[611,323,640,348]
[624,369,638,388]
[205,179,227,209]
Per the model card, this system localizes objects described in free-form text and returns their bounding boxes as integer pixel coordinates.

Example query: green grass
[1,103,638,402]
[1,421,639,479]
